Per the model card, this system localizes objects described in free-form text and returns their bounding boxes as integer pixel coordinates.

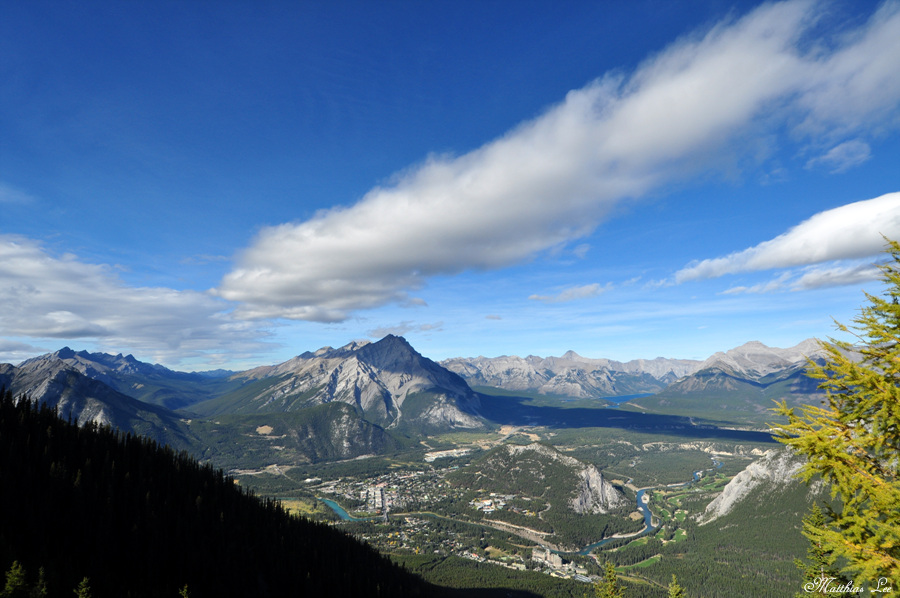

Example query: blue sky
[2,0,899,370]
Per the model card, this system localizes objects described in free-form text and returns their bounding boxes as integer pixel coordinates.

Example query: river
[318,457,724,555]
[568,457,721,555]
[319,498,376,521]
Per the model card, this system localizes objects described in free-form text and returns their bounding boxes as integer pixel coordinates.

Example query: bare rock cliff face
[572,464,627,514]
[233,335,483,429]
[698,448,805,524]
[12,358,131,427]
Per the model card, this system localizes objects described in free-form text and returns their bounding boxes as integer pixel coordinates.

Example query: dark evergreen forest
[0,387,432,597]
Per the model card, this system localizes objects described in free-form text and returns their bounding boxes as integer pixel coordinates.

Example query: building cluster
[360,484,396,513]
[314,467,450,515]
[460,551,527,571]
[469,492,511,513]
[532,547,589,580]
[360,516,532,573]
[532,546,562,568]
[356,515,468,556]
[312,465,598,584]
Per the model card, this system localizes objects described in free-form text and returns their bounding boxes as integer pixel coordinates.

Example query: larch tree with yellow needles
[773,239,900,587]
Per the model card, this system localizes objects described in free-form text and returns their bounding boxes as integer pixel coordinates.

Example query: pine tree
[773,238,900,586]
[73,578,91,598]
[667,574,685,598]
[593,561,624,598]
[2,561,28,598]
[794,504,847,596]
[29,568,47,598]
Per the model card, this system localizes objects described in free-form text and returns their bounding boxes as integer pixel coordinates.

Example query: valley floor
[235,424,809,598]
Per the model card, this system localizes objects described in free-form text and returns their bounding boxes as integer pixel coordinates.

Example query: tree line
[0,389,430,597]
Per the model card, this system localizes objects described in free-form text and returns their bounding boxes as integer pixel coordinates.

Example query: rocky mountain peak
[54,347,77,360]
[699,338,824,378]
[18,354,68,376]
[356,335,423,369]
[300,340,372,360]
[211,336,482,431]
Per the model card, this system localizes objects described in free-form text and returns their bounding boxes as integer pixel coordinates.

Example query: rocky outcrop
[698,448,804,524]
[572,464,627,514]
[503,443,626,513]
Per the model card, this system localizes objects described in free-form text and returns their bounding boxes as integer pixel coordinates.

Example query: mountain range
[443,339,825,402]
[0,336,827,465]
[441,351,701,398]
[0,355,193,450]
[0,336,842,598]
[621,339,828,424]
[18,346,238,410]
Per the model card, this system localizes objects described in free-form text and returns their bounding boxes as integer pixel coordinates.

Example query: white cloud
[805,139,871,173]
[721,261,882,294]
[402,297,429,308]
[791,262,883,290]
[0,340,48,365]
[676,192,900,282]
[793,1,900,139]
[721,272,795,295]
[572,244,591,259]
[529,283,611,304]
[366,321,444,338]
[0,182,35,204]
[217,0,900,322]
[0,235,270,366]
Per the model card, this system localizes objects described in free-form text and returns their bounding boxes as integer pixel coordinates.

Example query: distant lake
[603,392,655,407]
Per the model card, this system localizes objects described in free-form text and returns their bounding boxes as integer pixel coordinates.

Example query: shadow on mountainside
[437,588,542,598]
[476,393,778,444]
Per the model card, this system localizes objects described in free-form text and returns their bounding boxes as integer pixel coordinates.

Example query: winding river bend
[568,458,723,555]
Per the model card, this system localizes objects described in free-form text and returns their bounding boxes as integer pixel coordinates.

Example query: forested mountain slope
[0,387,431,598]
